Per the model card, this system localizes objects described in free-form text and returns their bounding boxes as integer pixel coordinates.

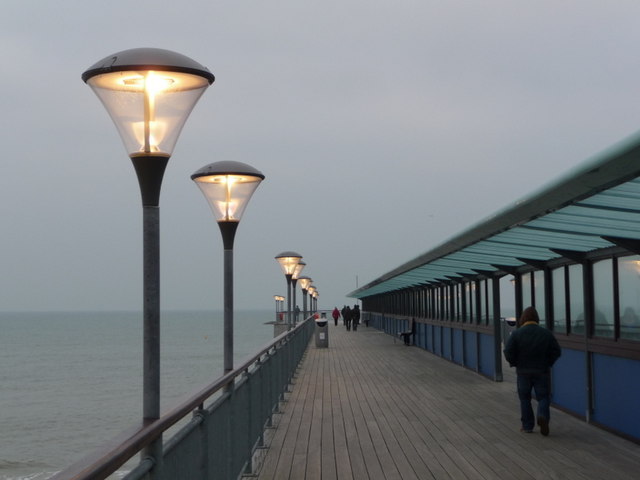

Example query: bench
[398,330,413,345]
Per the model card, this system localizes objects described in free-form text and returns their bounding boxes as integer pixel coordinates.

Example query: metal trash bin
[315,316,329,348]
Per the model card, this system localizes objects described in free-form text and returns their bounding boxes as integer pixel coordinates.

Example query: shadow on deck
[255,322,640,480]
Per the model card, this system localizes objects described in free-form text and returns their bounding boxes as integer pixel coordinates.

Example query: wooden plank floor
[255,323,640,480]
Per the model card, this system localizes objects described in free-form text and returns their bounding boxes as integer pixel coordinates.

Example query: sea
[0,309,278,480]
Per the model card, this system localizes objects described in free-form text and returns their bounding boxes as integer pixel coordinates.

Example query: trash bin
[315,315,329,348]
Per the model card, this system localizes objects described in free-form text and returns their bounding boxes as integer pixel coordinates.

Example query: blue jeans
[517,373,551,431]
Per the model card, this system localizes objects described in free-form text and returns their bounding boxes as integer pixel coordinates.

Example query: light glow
[193,170,264,223]
[87,69,210,157]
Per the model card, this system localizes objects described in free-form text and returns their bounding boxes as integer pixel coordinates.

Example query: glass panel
[593,259,614,338]
[462,283,468,322]
[487,280,494,325]
[534,271,546,327]
[467,282,472,323]
[429,289,434,318]
[435,288,440,319]
[522,273,532,310]
[552,267,567,333]
[478,281,484,324]
[500,276,516,321]
[569,264,585,334]
[452,285,457,321]
[618,255,640,341]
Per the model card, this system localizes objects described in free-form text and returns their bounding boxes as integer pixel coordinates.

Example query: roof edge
[348,130,640,298]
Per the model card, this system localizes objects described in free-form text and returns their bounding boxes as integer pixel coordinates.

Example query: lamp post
[192,161,264,374]
[291,261,305,325]
[274,295,281,322]
[308,285,316,312]
[82,48,214,436]
[275,252,302,329]
[278,295,285,321]
[298,276,312,319]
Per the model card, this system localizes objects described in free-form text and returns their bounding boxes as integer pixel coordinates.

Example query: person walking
[343,305,352,331]
[332,307,340,326]
[503,306,561,436]
[352,305,360,331]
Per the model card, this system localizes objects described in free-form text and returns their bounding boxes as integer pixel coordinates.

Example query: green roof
[348,132,640,299]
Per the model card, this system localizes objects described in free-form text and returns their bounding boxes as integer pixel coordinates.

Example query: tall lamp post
[275,252,302,329]
[274,295,281,322]
[291,261,305,325]
[82,48,214,438]
[276,295,285,321]
[192,161,264,374]
[298,276,312,319]
[308,285,317,312]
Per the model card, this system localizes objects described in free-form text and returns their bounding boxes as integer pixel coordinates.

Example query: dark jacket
[503,322,561,375]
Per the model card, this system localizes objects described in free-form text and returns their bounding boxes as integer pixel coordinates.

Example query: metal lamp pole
[82,49,214,460]
[275,252,302,329]
[308,286,317,313]
[192,161,264,374]
[298,276,312,319]
[291,261,305,325]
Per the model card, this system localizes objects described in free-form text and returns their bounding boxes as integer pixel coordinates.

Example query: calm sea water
[0,310,277,480]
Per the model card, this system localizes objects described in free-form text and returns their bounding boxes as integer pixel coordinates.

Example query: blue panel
[419,323,426,349]
[427,325,434,352]
[434,326,442,356]
[592,353,640,440]
[464,330,478,370]
[551,348,586,416]
[399,318,408,335]
[452,329,464,365]
[442,327,452,359]
[479,333,494,377]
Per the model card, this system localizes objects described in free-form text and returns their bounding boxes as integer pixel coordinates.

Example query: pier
[256,323,640,480]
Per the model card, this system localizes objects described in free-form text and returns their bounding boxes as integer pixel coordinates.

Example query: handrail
[50,316,313,480]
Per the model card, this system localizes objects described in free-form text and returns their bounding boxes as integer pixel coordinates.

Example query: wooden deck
[255,322,640,480]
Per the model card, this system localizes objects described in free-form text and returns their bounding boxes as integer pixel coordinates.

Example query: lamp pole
[82,49,213,461]
[192,161,264,374]
[291,261,305,325]
[275,252,302,329]
[298,276,312,319]
[308,286,316,313]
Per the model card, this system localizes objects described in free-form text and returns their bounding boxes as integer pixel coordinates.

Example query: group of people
[330,303,561,438]
[332,305,361,331]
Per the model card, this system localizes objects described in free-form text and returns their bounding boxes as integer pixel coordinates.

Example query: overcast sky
[2,1,640,313]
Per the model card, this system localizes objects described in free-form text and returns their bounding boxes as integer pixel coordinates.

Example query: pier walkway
[256,322,640,479]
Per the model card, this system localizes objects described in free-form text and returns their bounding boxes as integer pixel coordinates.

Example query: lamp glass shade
[83,48,214,158]
[275,251,302,276]
[298,276,312,290]
[293,261,306,280]
[193,174,263,223]
[192,161,264,222]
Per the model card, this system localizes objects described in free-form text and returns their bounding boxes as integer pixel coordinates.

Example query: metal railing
[51,316,315,480]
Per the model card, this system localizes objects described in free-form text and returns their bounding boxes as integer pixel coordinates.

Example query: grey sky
[2,1,640,312]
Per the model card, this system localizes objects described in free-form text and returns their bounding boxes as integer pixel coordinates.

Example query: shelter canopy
[348,132,640,299]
